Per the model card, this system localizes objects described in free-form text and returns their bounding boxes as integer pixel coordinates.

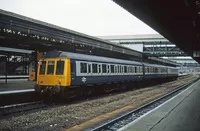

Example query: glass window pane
[88,64,91,73]
[92,64,97,73]
[47,61,55,75]
[118,65,120,73]
[124,66,127,73]
[98,64,101,73]
[102,64,106,73]
[114,65,118,73]
[80,63,87,73]
[135,67,137,73]
[56,61,64,75]
[111,65,114,73]
[39,61,46,75]
[107,65,110,73]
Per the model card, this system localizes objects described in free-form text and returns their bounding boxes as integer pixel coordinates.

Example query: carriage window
[98,64,101,73]
[118,65,121,73]
[121,66,124,73]
[107,65,110,73]
[39,61,46,75]
[92,64,97,73]
[127,66,130,73]
[139,67,142,73]
[47,61,55,75]
[102,64,106,73]
[124,66,127,73]
[56,61,64,75]
[111,65,114,73]
[131,66,134,73]
[155,68,158,73]
[158,68,161,73]
[139,67,141,73]
[135,67,137,73]
[88,64,91,73]
[114,65,118,73]
[80,63,87,73]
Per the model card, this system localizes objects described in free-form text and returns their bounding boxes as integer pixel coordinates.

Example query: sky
[0,0,158,36]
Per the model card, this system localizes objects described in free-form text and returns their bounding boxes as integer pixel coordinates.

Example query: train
[34,50,178,97]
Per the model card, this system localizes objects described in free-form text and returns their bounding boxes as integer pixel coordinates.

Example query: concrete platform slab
[0,80,34,92]
[120,80,200,131]
[0,89,35,95]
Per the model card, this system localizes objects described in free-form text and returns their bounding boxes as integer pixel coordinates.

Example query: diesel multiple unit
[35,50,178,95]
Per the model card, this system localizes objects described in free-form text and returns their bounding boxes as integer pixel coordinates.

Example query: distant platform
[0,80,34,92]
[0,75,29,79]
[120,79,200,131]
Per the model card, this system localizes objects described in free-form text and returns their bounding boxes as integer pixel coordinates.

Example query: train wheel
[60,87,70,100]
[104,84,117,93]
[60,87,78,100]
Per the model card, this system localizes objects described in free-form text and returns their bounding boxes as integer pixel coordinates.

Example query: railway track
[88,78,199,131]
[0,101,47,117]
[0,90,41,106]
[0,76,195,118]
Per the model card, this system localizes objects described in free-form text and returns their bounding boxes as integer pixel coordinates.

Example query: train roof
[144,62,178,69]
[44,50,177,69]
[44,50,142,65]
[143,63,168,68]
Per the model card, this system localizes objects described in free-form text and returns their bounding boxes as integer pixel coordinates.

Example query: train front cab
[35,58,71,94]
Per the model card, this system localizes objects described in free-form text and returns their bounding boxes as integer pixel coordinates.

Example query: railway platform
[0,79,34,93]
[120,79,200,131]
[0,79,35,105]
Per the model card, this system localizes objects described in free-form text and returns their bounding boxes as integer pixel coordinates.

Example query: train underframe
[34,76,178,99]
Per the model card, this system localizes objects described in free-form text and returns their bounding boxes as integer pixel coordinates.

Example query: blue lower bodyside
[71,74,178,86]
[71,75,143,86]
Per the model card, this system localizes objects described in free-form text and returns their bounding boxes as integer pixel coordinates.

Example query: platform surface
[120,79,200,131]
[0,80,34,92]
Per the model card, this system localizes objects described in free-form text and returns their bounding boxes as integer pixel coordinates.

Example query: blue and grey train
[35,50,178,95]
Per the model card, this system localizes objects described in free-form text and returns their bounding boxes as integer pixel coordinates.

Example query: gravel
[0,75,198,131]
